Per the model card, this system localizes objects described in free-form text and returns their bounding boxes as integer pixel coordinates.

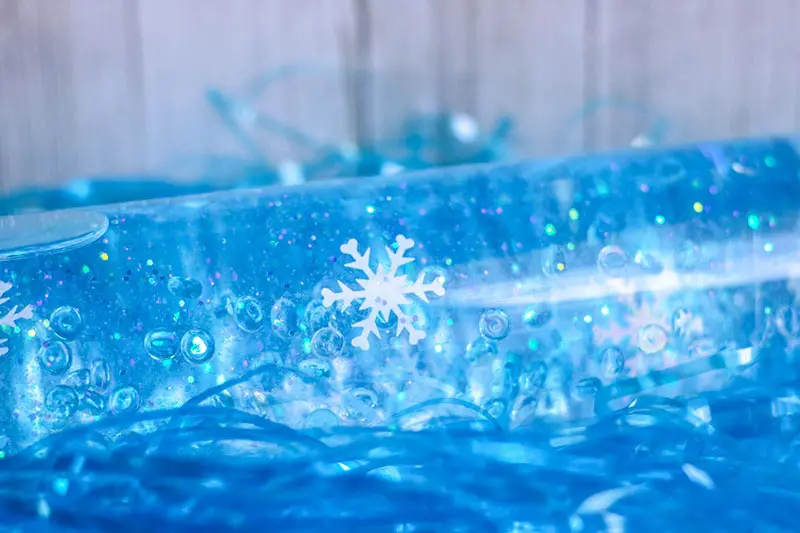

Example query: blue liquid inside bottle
[1,137,800,530]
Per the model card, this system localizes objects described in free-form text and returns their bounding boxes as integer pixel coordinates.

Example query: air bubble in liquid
[213,292,236,319]
[674,240,702,271]
[306,408,340,429]
[541,246,567,276]
[655,156,687,180]
[600,347,626,377]
[270,297,297,339]
[597,245,628,277]
[344,390,380,423]
[235,296,264,333]
[49,306,83,340]
[775,305,800,339]
[513,395,540,423]
[37,341,73,375]
[465,338,498,363]
[332,298,369,328]
[167,277,203,299]
[45,386,79,418]
[298,358,332,379]
[688,336,718,358]
[311,327,344,358]
[638,324,668,354]
[304,300,333,332]
[522,303,553,329]
[144,329,179,361]
[180,329,216,364]
[478,308,511,341]
[634,250,664,274]
[80,390,107,415]
[62,369,91,391]
[519,361,548,394]
[109,386,141,415]
[350,387,379,409]
[88,358,111,392]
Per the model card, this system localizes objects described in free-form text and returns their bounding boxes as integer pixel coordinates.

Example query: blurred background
[0,0,798,195]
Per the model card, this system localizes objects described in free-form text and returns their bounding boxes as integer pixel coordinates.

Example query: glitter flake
[322,235,445,350]
[0,280,33,356]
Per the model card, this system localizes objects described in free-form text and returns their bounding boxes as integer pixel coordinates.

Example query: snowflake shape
[321,235,445,350]
[0,280,33,356]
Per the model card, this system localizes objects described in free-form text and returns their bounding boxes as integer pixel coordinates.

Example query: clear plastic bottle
[1,136,799,448]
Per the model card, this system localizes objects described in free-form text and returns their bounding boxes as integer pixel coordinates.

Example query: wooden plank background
[0,0,798,193]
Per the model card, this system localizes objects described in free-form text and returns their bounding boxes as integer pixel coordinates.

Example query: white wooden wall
[1,0,798,192]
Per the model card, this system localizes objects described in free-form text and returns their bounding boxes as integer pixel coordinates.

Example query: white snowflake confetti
[0,280,33,356]
[321,235,445,350]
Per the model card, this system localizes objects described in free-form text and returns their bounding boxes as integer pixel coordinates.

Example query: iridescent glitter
[0,137,798,530]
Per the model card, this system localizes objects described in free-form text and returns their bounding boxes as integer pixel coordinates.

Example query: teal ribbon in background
[0,65,668,215]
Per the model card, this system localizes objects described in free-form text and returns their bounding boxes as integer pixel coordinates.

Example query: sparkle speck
[764,242,774,253]
[27,329,36,338]
[366,205,375,214]
[748,214,760,230]
[583,315,593,324]
[568,208,579,221]
[545,224,556,236]
[146,259,154,266]
[655,215,666,225]
[693,202,703,213]
[100,252,109,261]
[52,478,69,496]
[81,265,90,274]
[601,305,610,316]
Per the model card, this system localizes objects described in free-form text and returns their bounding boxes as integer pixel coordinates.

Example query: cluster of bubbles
[131,276,364,430]
[152,278,356,398]
[138,272,635,430]
[545,243,669,280]
[48,236,721,437]
[462,237,728,425]
[39,306,137,423]
[144,328,216,364]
